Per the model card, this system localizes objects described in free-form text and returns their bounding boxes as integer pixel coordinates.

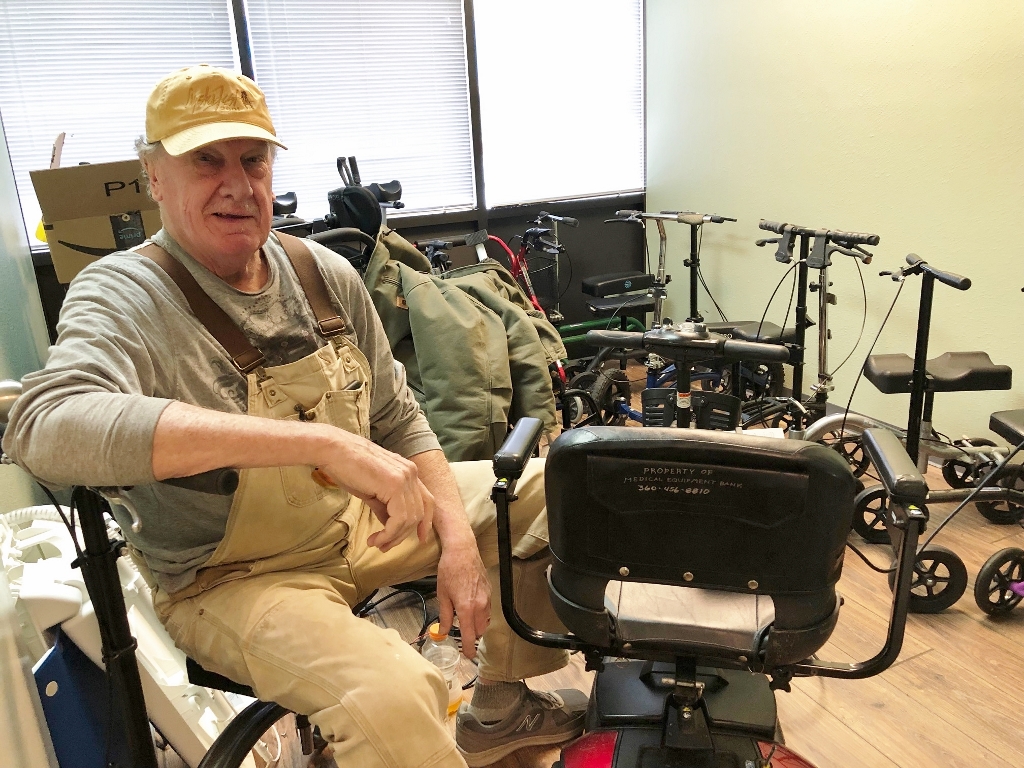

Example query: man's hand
[436,537,491,659]
[315,435,435,552]
[410,450,490,658]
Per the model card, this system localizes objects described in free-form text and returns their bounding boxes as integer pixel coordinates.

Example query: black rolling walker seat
[492,419,929,768]
[581,272,656,368]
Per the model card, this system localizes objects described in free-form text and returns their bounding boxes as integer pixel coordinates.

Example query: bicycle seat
[186,656,255,697]
[729,321,798,345]
[545,427,855,667]
[865,351,1012,394]
[273,191,298,216]
[367,180,403,203]
[990,409,1024,445]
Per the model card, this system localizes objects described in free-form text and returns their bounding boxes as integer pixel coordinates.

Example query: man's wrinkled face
[146,138,273,266]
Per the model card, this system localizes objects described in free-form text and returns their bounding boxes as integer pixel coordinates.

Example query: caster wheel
[562,372,601,428]
[818,429,871,477]
[975,465,1024,525]
[974,547,1024,615]
[590,370,631,426]
[888,545,968,614]
[941,438,997,489]
[852,485,893,544]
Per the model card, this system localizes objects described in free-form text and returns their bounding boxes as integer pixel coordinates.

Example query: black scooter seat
[865,351,1012,394]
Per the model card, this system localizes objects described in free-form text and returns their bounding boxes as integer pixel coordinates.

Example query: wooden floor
[360,461,1024,768]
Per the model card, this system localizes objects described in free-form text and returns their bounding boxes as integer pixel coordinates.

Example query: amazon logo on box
[30,160,162,283]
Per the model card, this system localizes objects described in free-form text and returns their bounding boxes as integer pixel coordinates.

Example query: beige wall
[646,0,1024,441]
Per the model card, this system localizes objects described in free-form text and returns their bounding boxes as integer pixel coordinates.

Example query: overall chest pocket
[278,382,369,508]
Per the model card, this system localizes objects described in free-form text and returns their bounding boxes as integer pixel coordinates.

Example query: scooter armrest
[862,428,928,507]
[493,417,544,480]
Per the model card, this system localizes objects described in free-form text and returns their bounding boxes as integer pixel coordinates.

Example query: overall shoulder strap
[137,243,266,374]
[275,232,347,337]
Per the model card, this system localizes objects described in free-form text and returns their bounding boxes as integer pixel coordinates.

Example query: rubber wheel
[888,545,968,614]
[590,369,631,426]
[563,372,602,428]
[198,702,334,768]
[974,547,1024,615]
[941,438,998,489]
[975,465,1024,525]
[852,485,892,544]
[769,412,794,433]
[818,429,871,477]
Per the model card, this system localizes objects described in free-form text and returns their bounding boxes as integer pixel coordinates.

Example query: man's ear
[144,155,165,203]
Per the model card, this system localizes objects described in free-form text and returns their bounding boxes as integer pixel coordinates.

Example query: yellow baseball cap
[145,64,287,156]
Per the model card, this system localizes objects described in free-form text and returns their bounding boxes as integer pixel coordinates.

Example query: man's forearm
[411,450,475,549]
[151,400,344,479]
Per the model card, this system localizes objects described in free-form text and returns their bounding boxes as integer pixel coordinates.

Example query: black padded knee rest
[990,409,1024,445]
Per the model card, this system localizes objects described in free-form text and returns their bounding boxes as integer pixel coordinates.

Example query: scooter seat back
[606,581,776,659]
[544,427,855,666]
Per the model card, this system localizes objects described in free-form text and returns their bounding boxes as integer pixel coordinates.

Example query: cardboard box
[30,160,162,283]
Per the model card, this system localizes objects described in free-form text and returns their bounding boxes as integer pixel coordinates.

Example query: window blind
[0,0,237,245]
[473,0,645,207]
[245,0,476,218]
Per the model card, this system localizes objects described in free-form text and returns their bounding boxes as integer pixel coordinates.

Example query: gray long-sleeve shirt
[3,229,440,592]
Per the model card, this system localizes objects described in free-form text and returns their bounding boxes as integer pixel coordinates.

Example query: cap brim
[160,121,287,156]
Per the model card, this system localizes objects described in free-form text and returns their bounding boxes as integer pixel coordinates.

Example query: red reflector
[562,730,619,768]
[758,741,818,767]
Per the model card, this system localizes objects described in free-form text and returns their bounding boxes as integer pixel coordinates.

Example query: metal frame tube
[74,487,158,768]
[687,224,702,322]
[905,274,935,463]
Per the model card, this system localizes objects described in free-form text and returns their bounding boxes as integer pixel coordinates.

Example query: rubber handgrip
[759,219,787,234]
[905,254,971,290]
[677,213,707,226]
[722,339,790,363]
[493,417,544,479]
[585,330,645,349]
[162,469,239,496]
[561,216,580,227]
[862,428,928,505]
[830,229,880,246]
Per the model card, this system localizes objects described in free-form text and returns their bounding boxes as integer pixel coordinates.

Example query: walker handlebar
[612,210,735,225]
[758,219,880,246]
[722,339,791,362]
[537,211,579,228]
[831,229,880,246]
[585,327,789,364]
[160,469,240,496]
[905,254,971,291]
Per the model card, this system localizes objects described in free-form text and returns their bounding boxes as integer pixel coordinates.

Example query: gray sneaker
[455,684,588,767]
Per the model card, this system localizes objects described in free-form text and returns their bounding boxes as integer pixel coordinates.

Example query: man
[3,65,585,767]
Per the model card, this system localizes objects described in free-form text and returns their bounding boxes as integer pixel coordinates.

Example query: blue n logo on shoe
[515,713,541,733]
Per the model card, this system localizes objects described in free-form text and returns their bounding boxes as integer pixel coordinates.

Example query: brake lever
[96,487,143,533]
[756,238,781,247]
[879,269,905,282]
[829,243,873,264]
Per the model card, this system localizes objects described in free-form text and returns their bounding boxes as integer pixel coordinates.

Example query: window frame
[228,0,645,231]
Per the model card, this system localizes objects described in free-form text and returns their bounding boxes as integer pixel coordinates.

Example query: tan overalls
[145,234,567,768]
